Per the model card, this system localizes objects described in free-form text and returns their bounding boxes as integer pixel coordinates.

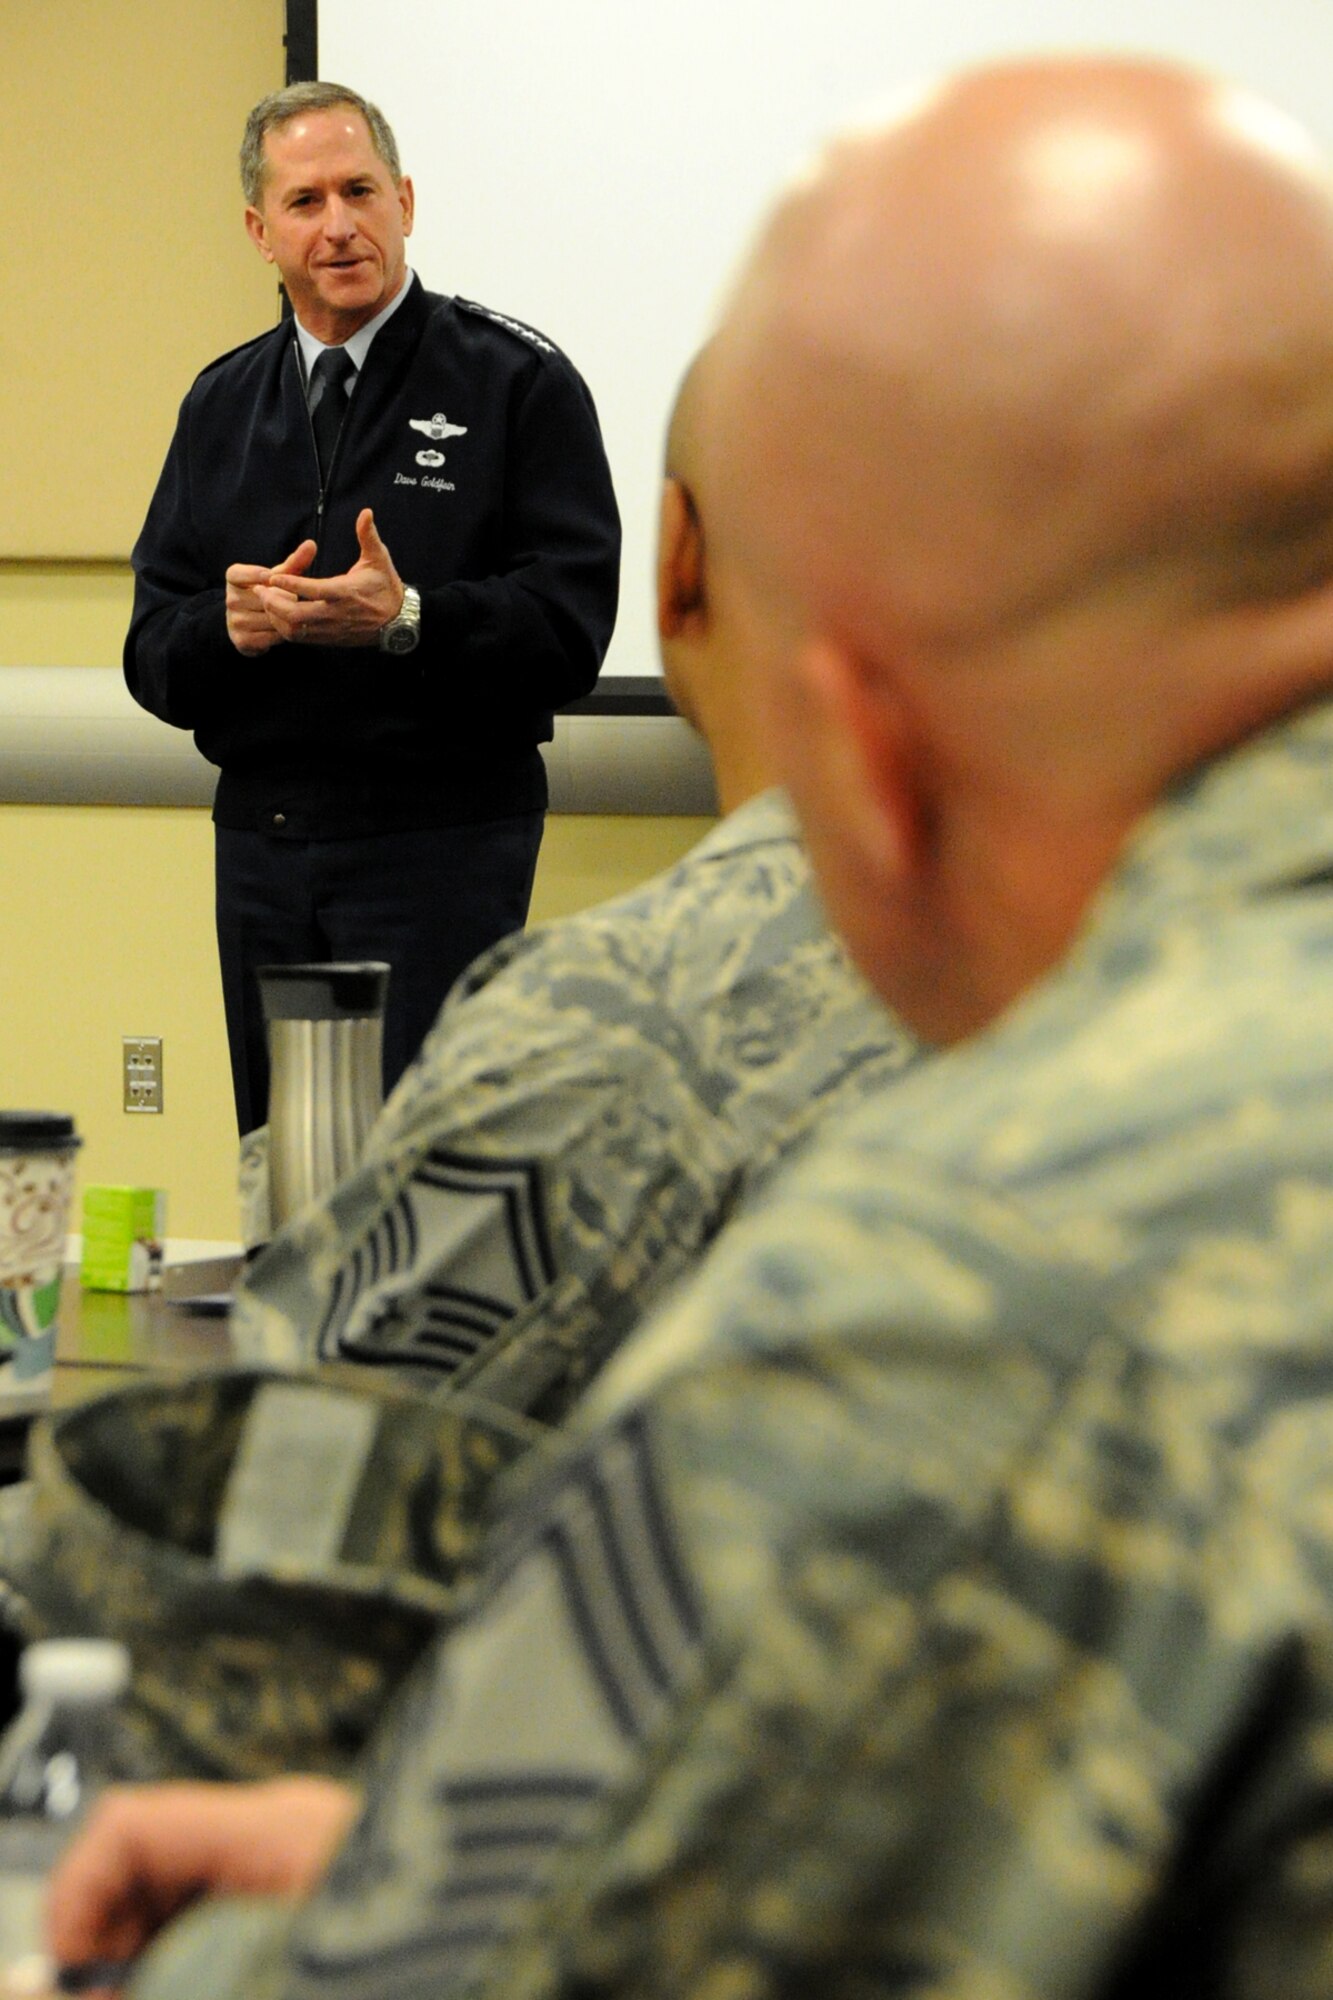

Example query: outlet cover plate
[123,1036,164,1114]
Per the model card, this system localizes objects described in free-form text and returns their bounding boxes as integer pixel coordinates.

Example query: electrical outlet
[123,1036,164,1114]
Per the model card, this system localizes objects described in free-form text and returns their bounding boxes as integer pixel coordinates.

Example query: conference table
[0,1262,239,1481]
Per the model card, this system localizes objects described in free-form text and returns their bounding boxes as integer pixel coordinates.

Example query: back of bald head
[710,57,1333,800]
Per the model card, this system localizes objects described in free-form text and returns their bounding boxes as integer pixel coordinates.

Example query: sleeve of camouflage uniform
[125,1899,293,2000]
[128,1129,1320,2000]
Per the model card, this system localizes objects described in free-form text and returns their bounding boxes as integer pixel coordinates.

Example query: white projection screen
[318,0,1333,676]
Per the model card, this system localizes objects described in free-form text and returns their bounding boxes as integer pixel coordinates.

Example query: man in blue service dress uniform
[48,54,1333,2000]
[125,81,620,1134]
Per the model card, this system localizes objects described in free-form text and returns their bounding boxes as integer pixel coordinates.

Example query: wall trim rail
[0,669,716,816]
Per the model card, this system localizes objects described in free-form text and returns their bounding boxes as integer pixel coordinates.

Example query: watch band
[379,584,422,655]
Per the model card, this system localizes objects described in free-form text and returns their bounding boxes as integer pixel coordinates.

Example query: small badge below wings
[410,412,469,441]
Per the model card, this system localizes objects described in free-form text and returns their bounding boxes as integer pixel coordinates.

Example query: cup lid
[20,1638,131,1707]
[0,1111,80,1150]
[257,962,390,1021]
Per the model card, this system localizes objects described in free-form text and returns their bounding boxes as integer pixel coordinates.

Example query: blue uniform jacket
[125,278,621,836]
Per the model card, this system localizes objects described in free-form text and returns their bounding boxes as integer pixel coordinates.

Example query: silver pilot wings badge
[410,413,469,441]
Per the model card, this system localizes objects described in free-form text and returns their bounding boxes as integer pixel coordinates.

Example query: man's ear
[656,478,707,641]
[792,636,930,890]
[245,206,274,262]
[398,174,415,239]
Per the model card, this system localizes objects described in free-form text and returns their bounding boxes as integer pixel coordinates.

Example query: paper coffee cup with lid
[0,1112,81,1395]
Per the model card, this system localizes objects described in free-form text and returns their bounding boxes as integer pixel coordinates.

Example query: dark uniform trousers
[216,810,545,1137]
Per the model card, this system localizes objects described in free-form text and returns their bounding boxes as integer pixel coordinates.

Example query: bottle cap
[19,1639,131,1708]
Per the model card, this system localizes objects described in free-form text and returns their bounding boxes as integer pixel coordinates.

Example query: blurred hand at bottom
[43,1777,359,1995]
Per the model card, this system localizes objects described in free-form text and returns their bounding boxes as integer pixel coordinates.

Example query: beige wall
[0,565,135,668]
[6,0,286,557]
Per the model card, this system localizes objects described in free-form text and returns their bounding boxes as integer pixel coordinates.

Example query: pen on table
[56,1962,135,1995]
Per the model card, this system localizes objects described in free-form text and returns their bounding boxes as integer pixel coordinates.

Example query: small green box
[80,1185,167,1293]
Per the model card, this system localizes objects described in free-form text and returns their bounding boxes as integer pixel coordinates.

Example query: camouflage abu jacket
[230,787,913,1424]
[136,699,1333,1999]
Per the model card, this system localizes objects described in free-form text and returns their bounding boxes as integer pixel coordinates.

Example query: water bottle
[0,1639,131,1975]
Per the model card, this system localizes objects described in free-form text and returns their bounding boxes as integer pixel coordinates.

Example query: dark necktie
[309,347,355,481]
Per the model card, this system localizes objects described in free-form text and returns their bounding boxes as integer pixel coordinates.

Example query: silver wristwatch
[378,584,422,655]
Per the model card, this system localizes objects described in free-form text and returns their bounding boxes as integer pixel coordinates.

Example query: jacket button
[272,812,287,827]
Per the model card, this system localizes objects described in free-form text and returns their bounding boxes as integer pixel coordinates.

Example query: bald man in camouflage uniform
[48,56,1333,2000]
